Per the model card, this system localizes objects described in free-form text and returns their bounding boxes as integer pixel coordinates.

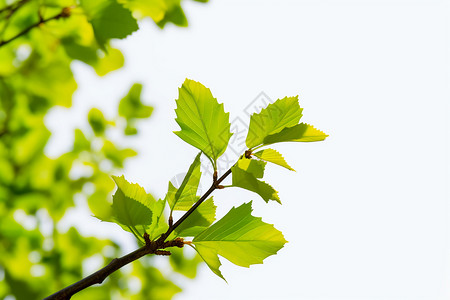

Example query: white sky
[47,0,450,299]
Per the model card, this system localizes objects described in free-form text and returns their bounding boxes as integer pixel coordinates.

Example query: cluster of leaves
[0,0,208,299]
[102,79,327,281]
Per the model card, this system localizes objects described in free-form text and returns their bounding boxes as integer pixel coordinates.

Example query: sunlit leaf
[88,108,107,135]
[102,140,137,168]
[109,175,153,232]
[263,123,328,145]
[236,156,266,178]
[146,198,168,240]
[193,202,287,279]
[93,48,124,76]
[174,197,216,237]
[191,243,224,280]
[174,79,232,168]
[231,163,280,203]
[165,152,201,211]
[73,129,90,153]
[246,96,303,149]
[253,148,295,171]
[118,83,153,120]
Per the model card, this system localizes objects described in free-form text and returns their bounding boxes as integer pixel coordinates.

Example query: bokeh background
[1,0,449,299]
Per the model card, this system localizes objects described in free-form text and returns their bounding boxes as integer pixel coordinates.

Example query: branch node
[155,250,171,256]
[162,237,185,249]
[143,232,151,245]
[60,7,71,18]
[245,149,252,159]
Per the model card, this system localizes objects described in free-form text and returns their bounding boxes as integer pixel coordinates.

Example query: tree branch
[0,0,29,15]
[43,238,185,300]
[0,7,71,48]
[158,168,232,242]
[43,162,236,299]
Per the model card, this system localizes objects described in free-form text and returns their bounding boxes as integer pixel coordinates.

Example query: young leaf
[192,202,287,279]
[174,79,232,169]
[246,96,303,149]
[231,164,280,203]
[174,197,216,237]
[80,0,139,49]
[263,123,328,145]
[166,152,202,211]
[253,148,295,171]
[110,175,153,230]
[236,157,266,179]
[146,198,168,240]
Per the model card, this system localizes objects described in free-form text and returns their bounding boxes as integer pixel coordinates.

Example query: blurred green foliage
[0,0,206,299]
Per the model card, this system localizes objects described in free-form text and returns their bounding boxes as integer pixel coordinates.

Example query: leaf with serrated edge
[174,197,216,237]
[110,175,153,228]
[263,123,328,145]
[253,148,295,171]
[191,244,225,280]
[193,202,286,279]
[236,157,266,179]
[174,79,232,167]
[166,152,201,211]
[231,165,280,203]
[246,96,303,149]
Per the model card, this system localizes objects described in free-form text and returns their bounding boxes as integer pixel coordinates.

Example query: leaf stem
[158,167,233,242]
[44,151,243,299]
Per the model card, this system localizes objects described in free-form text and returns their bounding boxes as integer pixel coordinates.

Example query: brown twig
[43,161,237,300]
[0,6,71,48]
[0,0,29,15]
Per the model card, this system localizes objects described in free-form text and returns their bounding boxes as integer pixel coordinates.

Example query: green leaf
[102,140,137,168]
[191,244,225,280]
[109,176,153,235]
[156,2,187,28]
[118,83,153,120]
[146,198,169,240]
[62,38,98,65]
[192,202,287,279]
[263,123,328,145]
[174,197,216,237]
[236,156,266,178]
[166,152,201,211]
[253,148,295,171]
[246,96,303,149]
[93,48,124,76]
[88,108,107,136]
[231,164,280,203]
[169,247,203,279]
[73,129,90,153]
[119,0,168,22]
[80,0,139,49]
[174,79,232,168]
